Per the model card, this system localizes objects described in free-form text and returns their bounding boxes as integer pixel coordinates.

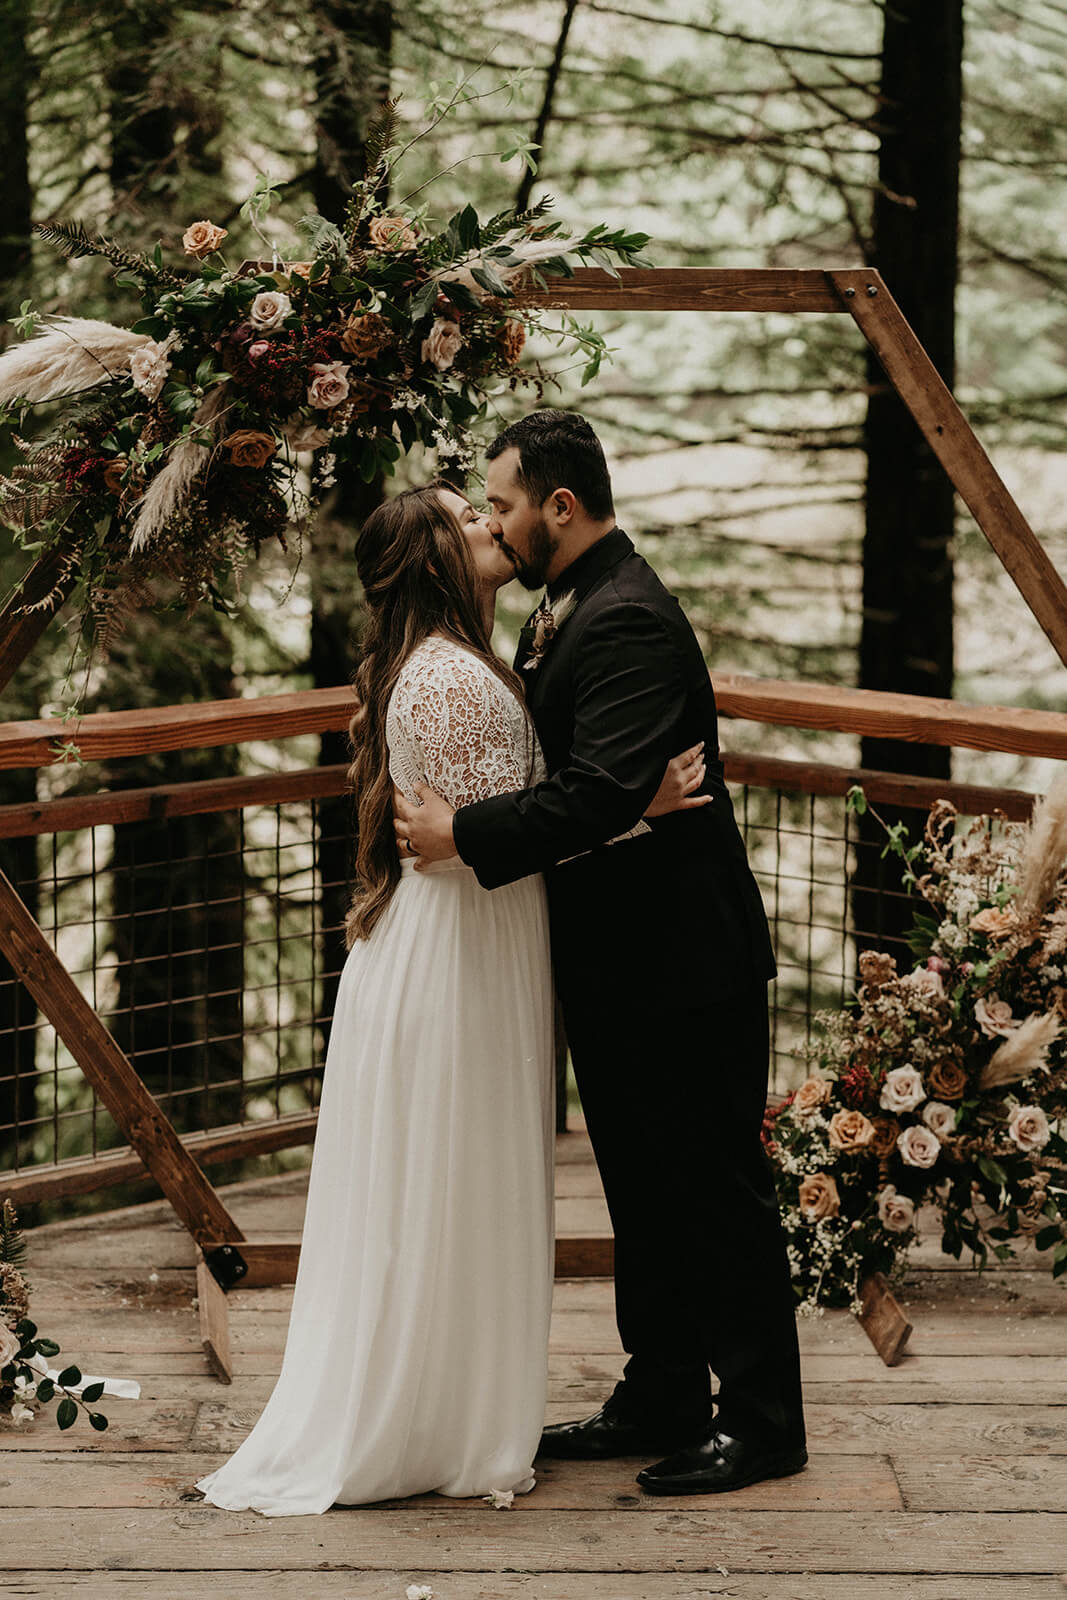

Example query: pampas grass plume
[128,384,230,553]
[979,1010,1061,1090]
[0,317,151,406]
[1017,770,1067,918]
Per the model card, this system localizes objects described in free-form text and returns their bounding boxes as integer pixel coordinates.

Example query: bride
[194,482,706,1515]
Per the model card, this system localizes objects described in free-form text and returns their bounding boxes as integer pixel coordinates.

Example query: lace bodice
[387,634,545,809]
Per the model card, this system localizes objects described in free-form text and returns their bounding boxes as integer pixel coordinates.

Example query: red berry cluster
[60,446,109,495]
[839,1061,874,1109]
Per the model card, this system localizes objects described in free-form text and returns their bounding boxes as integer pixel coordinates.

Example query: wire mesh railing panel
[0,770,974,1178]
[0,794,352,1175]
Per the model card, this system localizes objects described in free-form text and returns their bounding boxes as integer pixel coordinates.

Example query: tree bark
[309,0,391,1048]
[515,0,579,213]
[102,10,244,1135]
[851,0,962,966]
[0,0,38,1171]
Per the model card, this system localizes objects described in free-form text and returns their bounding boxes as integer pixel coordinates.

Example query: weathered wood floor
[3,1124,1065,1598]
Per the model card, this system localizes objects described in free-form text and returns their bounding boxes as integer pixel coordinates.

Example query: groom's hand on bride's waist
[394,783,458,868]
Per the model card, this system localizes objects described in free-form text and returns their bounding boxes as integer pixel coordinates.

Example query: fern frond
[33,219,193,286]
[0,1199,28,1270]
[481,196,555,248]
[363,95,400,173]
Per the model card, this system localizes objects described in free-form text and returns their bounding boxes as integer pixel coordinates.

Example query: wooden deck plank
[6,1139,1065,1592]
[894,1456,1067,1512]
[1,1578,1062,1599]
[0,1449,903,1511]
[0,1507,1064,1573]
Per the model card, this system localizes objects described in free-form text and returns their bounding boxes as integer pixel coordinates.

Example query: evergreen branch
[32,220,194,286]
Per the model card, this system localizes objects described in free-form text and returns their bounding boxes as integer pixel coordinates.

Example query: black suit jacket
[452,528,777,1008]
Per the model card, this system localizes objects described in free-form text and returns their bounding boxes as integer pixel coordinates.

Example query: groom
[395,409,805,1494]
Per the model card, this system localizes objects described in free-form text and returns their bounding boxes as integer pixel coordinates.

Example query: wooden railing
[0,673,1061,1209]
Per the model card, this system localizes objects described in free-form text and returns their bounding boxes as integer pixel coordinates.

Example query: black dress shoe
[635,1428,808,1494]
[538,1405,710,1460]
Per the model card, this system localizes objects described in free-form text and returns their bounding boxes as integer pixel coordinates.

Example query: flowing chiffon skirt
[195,856,556,1515]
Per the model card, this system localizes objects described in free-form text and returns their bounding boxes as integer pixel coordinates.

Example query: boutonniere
[521,589,576,671]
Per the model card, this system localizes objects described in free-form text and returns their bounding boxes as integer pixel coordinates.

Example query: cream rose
[1007,1104,1051,1153]
[901,967,945,1000]
[368,214,418,252]
[922,1101,957,1140]
[879,1065,926,1114]
[129,338,173,401]
[792,1076,831,1119]
[975,995,1021,1039]
[284,419,332,452]
[249,291,293,334]
[827,1108,876,1154]
[970,906,1020,938]
[0,1322,21,1369]
[182,219,228,258]
[307,360,351,410]
[797,1172,841,1221]
[897,1123,941,1169]
[421,317,464,372]
[877,1185,916,1234]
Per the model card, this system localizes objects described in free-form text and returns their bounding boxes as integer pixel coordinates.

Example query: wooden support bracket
[830,267,1067,672]
[196,1248,234,1383]
[857,1271,913,1366]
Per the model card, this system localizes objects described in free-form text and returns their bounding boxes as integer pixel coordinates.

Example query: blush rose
[879,1065,926,1114]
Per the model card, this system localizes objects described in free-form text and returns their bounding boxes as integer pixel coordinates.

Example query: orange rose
[182,219,228,258]
[367,214,417,253]
[792,1076,831,1118]
[339,312,393,362]
[870,1115,901,1159]
[102,459,129,495]
[798,1172,840,1221]
[221,429,277,469]
[926,1058,968,1102]
[827,1108,876,1154]
[970,906,1020,938]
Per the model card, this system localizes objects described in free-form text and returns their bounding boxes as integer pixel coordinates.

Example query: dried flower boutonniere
[522,589,577,671]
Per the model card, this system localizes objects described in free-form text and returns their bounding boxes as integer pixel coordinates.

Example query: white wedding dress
[195,634,556,1514]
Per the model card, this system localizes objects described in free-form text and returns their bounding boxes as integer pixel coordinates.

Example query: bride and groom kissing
[195,408,806,1518]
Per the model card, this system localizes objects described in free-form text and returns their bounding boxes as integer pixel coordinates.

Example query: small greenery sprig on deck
[766,777,1067,1313]
[0,89,649,663]
[1,1199,111,1431]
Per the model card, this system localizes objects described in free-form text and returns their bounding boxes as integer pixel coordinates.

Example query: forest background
[1,0,1065,1211]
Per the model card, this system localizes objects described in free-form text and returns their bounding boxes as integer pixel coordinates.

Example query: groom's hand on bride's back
[643,741,713,819]
[394,783,458,868]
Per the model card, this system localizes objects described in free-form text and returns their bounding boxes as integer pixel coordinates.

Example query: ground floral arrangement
[765,778,1067,1313]
[0,92,647,662]
[0,1198,125,1431]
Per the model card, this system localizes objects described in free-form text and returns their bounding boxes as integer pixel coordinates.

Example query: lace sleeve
[387,641,532,810]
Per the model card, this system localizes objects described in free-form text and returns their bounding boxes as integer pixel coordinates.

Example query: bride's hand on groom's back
[644,742,713,818]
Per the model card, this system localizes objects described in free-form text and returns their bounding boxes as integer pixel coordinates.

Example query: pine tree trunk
[103,13,244,1136]
[309,0,391,1047]
[851,0,962,968]
[0,0,38,1171]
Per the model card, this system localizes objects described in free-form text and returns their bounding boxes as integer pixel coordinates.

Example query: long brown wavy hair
[344,483,534,944]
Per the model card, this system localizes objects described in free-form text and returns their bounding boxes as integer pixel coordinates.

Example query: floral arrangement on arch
[765,776,1067,1314]
[0,93,648,652]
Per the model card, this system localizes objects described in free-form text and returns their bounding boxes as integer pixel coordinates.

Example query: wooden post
[0,867,247,1270]
[831,267,1067,671]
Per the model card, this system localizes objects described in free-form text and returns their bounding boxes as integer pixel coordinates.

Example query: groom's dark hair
[486,409,615,520]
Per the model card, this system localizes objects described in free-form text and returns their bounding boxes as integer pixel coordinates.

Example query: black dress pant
[558,973,805,1448]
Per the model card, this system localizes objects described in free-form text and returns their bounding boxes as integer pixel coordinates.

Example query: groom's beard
[496,515,558,590]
